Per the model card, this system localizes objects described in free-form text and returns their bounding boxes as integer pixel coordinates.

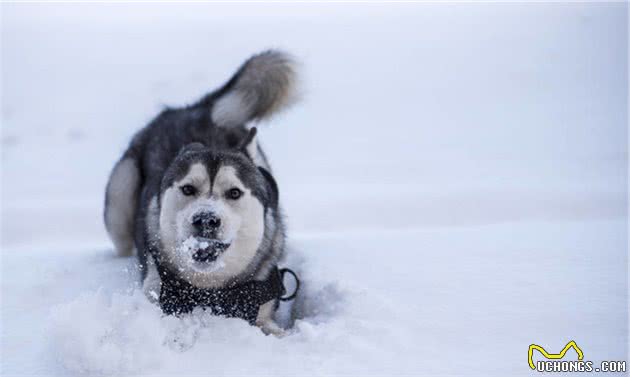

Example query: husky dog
[104,50,298,335]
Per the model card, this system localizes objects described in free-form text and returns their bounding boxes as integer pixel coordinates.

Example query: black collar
[158,266,299,325]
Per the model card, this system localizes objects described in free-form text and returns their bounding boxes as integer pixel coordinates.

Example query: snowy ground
[1,3,628,376]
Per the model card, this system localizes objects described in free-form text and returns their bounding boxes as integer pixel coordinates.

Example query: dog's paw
[258,320,287,337]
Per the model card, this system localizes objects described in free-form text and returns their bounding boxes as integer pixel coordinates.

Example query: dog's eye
[226,188,242,200]
[180,184,197,196]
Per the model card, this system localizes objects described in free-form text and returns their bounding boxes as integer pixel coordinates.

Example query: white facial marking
[159,163,211,253]
[159,164,265,288]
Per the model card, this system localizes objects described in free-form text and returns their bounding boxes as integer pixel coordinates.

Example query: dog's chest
[158,267,284,324]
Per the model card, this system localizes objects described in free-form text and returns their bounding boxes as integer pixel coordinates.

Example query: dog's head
[156,129,279,288]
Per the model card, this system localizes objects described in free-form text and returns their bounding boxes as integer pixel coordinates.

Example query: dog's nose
[192,212,221,230]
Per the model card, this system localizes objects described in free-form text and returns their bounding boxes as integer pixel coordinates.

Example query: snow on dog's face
[157,142,277,288]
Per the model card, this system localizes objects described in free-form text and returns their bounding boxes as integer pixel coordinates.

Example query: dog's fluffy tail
[205,50,299,128]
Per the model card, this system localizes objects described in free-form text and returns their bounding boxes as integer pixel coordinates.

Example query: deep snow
[1,3,628,376]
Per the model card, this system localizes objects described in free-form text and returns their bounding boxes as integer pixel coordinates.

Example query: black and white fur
[104,50,297,334]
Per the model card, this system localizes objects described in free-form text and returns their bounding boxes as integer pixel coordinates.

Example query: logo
[528,341,584,369]
[528,341,626,373]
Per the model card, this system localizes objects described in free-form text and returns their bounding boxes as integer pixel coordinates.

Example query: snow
[1,2,628,376]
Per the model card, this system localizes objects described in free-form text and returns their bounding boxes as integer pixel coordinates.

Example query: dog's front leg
[142,256,162,303]
[256,300,285,337]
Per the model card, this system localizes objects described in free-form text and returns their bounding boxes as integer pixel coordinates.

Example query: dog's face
[156,142,277,288]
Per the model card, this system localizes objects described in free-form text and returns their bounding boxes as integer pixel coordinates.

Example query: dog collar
[158,266,299,325]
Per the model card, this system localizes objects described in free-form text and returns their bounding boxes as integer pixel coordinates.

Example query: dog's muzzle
[191,238,230,263]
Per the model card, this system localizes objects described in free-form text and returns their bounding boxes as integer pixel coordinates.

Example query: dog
[103,50,298,335]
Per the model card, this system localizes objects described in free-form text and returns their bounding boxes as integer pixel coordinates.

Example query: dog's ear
[258,166,279,209]
[238,127,258,162]
[206,50,299,128]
